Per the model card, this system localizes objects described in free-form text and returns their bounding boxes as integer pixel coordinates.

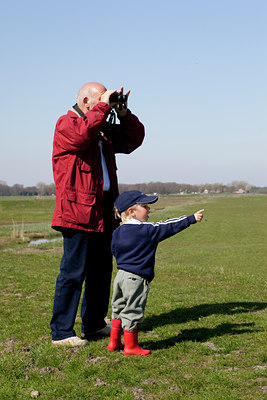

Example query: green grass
[0,195,266,399]
[0,196,60,249]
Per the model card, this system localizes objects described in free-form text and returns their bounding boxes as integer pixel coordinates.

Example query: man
[50,82,145,346]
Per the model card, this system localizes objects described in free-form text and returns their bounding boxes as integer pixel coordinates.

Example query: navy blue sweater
[111,215,196,282]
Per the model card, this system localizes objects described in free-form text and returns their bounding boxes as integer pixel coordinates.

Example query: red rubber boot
[123,329,151,356]
[107,319,123,351]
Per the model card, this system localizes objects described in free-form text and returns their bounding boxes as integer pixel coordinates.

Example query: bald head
[77,82,107,113]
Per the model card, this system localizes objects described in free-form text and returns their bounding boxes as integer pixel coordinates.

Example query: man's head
[77,82,107,113]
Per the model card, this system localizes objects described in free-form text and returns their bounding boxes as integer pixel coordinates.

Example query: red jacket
[51,102,145,232]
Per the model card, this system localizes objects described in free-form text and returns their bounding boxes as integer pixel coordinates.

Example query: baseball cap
[114,190,158,214]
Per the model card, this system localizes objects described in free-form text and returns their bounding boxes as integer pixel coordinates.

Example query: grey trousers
[111,270,150,331]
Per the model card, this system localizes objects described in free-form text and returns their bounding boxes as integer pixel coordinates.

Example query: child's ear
[128,207,135,217]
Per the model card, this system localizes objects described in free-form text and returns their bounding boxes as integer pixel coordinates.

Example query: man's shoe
[82,325,111,339]
[52,336,88,347]
[96,325,111,335]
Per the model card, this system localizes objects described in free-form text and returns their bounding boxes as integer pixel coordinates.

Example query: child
[108,190,204,356]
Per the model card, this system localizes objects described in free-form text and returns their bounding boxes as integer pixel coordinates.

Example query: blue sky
[1,0,266,187]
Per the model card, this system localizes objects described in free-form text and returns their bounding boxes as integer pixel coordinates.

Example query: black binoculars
[109,93,127,103]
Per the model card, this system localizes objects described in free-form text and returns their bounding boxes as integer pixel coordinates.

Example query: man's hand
[113,86,130,118]
[100,89,117,105]
[194,209,205,222]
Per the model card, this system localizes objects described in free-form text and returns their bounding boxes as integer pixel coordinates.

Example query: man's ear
[83,97,90,110]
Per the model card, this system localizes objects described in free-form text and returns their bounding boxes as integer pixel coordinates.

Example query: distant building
[234,188,246,194]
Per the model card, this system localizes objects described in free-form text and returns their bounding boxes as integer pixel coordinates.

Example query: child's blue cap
[114,190,158,214]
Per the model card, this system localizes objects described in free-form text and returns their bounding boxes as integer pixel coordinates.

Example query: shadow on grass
[144,322,259,350]
[140,302,266,350]
[142,302,266,329]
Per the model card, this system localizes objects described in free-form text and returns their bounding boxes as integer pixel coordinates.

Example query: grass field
[0,194,266,400]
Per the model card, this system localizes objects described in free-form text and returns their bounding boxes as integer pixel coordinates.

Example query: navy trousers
[50,193,113,341]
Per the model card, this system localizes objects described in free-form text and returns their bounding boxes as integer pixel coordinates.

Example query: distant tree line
[119,181,265,194]
[0,180,266,196]
[0,182,55,196]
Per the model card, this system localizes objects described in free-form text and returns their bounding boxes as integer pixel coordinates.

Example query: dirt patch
[39,366,60,374]
[141,379,156,385]
[0,337,21,354]
[252,364,267,371]
[0,237,10,247]
[132,387,146,400]
[202,341,220,351]
[14,247,63,255]
[86,356,109,365]
[94,378,108,387]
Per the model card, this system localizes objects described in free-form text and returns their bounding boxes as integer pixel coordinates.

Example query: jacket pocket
[79,161,91,172]
[63,188,97,226]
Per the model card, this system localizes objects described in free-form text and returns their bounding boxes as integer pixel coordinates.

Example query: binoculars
[109,93,127,104]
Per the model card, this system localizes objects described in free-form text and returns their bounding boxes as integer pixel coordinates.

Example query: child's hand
[194,209,205,222]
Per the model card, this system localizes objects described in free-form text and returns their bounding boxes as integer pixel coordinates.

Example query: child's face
[130,204,150,222]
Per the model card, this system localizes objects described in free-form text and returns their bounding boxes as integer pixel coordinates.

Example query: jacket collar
[123,219,142,225]
[72,103,85,117]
